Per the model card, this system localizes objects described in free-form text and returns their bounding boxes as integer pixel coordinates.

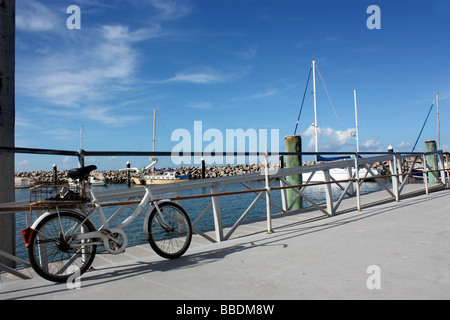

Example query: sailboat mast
[80,125,83,149]
[437,92,440,150]
[354,90,360,153]
[312,60,318,161]
[152,109,156,153]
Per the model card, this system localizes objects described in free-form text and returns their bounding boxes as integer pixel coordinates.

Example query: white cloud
[231,45,258,60]
[16,24,142,123]
[80,106,142,126]
[154,67,243,84]
[145,0,193,21]
[102,24,165,42]
[302,125,354,151]
[188,102,214,110]
[441,144,450,152]
[16,0,61,31]
[244,89,279,100]
[15,0,195,128]
[301,125,384,153]
[398,141,412,150]
[360,139,381,150]
[17,160,32,170]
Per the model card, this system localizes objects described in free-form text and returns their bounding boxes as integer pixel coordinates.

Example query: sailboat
[132,109,190,185]
[301,60,380,182]
[410,92,448,179]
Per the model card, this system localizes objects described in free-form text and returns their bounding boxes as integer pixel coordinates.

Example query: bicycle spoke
[147,202,192,259]
[28,212,97,283]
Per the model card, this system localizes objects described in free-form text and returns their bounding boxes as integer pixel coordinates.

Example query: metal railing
[0,146,448,279]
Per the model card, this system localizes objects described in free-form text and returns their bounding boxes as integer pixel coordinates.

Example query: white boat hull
[302,168,380,182]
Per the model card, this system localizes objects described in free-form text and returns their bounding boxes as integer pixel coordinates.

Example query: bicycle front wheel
[27,211,97,283]
[147,202,192,259]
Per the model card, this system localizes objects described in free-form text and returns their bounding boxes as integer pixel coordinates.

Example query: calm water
[14,181,383,261]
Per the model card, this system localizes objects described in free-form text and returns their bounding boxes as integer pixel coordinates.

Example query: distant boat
[15,177,34,189]
[132,171,190,185]
[68,176,107,187]
[303,168,378,183]
[89,176,107,186]
[132,109,190,185]
[409,92,447,180]
[300,60,380,182]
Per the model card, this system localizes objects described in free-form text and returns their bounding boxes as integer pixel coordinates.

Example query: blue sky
[14,0,450,171]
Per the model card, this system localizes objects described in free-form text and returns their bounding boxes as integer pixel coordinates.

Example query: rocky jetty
[15,163,277,185]
[15,159,389,186]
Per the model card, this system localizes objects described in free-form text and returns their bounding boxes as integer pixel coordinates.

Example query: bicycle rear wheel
[147,202,192,259]
[27,211,97,283]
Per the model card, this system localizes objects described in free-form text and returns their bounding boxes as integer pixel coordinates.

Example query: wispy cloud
[152,67,246,84]
[16,0,195,130]
[188,102,215,110]
[397,141,412,151]
[360,139,381,150]
[16,0,62,31]
[237,45,258,60]
[16,22,144,124]
[231,89,280,102]
[323,36,342,43]
[145,0,193,21]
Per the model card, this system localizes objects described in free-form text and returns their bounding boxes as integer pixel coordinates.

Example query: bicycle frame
[23,158,193,283]
[29,184,172,255]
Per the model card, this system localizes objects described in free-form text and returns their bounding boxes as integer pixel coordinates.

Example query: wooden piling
[284,135,302,210]
[201,158,206,179]
[53,164,58,185]
[425,140,438,184]
[126,161,131,186]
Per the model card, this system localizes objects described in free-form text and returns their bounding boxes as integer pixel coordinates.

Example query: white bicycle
[22,159,192,283]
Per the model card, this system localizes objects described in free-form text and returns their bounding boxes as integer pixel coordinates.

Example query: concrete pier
[1,187,449,300]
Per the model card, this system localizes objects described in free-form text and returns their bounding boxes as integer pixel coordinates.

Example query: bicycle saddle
[68,165,97,181]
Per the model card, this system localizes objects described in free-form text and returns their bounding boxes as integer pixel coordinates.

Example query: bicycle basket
[30,182,90,207]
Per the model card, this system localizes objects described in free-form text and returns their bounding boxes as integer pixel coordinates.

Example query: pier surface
[1,188,449,300]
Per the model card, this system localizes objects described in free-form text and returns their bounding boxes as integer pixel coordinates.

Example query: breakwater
[14,163,278,185]
[15,160,392,186]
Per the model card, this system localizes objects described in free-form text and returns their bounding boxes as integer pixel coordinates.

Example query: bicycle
[22,159,192,283]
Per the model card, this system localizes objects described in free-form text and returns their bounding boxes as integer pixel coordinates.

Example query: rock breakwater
[15,163,277,185]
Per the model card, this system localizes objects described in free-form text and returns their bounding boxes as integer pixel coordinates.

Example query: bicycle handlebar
[119,158,158,173]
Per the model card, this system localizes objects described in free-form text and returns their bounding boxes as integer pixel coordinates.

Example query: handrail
[0,147,448,279]
[0,146,445,157]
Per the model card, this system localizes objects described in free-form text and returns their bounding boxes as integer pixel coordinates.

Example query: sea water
[13,181,383,261]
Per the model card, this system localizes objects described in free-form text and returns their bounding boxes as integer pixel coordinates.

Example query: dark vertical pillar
[0,0,16,267]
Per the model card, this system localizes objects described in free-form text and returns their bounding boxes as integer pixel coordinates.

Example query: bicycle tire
[147,202,192,259]
[27,211,97,283]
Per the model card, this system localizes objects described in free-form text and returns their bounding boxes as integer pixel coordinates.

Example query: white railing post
[437,152,446,185]
[423,154,429,195]
[390,153,399,201]
[264,153,273,234]
[347,166,355,196]
[394,153,400,201]
[210,186,224,242]
[323,169,334,216]
[354,154,361,211]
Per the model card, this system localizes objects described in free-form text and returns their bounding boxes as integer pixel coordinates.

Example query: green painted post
[425,140,438,184]
[285,135,302,210]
